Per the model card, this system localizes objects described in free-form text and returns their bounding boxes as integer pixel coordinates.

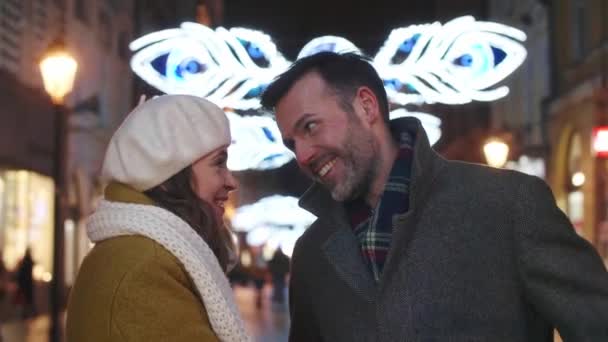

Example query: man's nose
[295,141,316,169]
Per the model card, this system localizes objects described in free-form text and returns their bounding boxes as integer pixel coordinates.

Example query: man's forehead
[274,103,300,136]
[286,72,326,101]
[275,72,333,135]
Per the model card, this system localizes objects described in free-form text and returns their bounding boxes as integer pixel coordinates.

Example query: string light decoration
[389,109,442,145]
[130,16,526,109]
[130,17,526,171]
[129,22,290,110]
[225,112,294,171]
[231,195,316,256]
[128,18,528,254]
[374,16,527,105]
[297,35,361,59]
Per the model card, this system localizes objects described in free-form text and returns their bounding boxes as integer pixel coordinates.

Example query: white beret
[101,95,231,191]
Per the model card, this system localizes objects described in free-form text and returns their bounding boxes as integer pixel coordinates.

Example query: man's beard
[327,126,377,202]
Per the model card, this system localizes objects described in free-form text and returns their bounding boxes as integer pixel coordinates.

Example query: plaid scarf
[346,124,415,282]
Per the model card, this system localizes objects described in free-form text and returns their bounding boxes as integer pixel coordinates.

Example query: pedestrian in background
[14,248,34,319]
[267,247,290,304]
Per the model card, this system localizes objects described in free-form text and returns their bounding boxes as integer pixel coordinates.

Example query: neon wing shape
[130,22,290,110]
[226,112,294,171]
[374,16,527,106]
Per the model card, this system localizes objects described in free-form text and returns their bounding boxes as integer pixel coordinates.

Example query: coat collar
[104,182,156,206]
[298,117,446,296]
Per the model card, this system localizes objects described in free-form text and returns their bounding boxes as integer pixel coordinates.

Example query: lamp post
[483,137,510,168]
[39,37,77,342]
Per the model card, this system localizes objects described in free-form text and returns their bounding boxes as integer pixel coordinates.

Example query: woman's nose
[225,171,238,191]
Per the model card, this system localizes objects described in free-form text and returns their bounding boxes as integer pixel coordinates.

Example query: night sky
[223,0,447,59]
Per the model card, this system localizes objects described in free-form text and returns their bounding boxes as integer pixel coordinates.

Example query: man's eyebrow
[281,113,315,152]
[292,113,315,132]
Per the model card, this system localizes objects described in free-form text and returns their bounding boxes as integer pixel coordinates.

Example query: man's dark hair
[261,52,390,123]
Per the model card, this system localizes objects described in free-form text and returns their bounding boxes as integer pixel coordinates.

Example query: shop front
[548,88,608,264]
[0,169,54,281]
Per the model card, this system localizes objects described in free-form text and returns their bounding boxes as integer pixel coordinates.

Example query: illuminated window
[0,170,54,280]
[566,134,584,236]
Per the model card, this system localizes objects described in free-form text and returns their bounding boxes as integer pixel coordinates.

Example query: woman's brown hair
[144,166,235,272]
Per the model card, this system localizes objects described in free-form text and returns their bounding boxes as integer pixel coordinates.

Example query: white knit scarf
[87,200,251,342]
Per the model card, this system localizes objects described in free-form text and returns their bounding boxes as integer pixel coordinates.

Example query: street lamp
[483,137,510,168]
[40,39,78,105]
[39,37,77,342]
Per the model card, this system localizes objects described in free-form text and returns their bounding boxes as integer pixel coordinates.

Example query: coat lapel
[322,217,376,302]
[300,185,376,300]
[379,118,446,287]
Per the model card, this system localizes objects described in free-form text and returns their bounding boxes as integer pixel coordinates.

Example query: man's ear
[356,86,381,124]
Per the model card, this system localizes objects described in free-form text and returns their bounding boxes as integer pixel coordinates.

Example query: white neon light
[130,18,525,171]
[373,15,527,105]
[234,195,315,257]
[130,22,289,110]
[226,112,294,171]
[505,155,546,179]
[593,128,608,155]
[246,226,272,246]
[232,195,316,233]
[571,172,585,187]
[130,17,526,111]
[263,227,304,258]
[297,36,362,59]
[226,108,442,172]
[389,109,442,146]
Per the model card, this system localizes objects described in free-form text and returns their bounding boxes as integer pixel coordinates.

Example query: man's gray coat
[288,118,608,342]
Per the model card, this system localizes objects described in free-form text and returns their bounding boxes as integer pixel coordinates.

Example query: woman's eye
[215,156,228,167]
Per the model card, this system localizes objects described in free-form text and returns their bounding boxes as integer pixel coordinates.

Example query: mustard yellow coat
[66,183,219,342]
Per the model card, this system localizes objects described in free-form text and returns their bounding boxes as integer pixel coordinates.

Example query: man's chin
[330,186,355,202]
[316,179,355,201]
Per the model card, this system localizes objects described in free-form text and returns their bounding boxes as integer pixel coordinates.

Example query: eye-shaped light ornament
[130,23,290,110]
[226,112,294,171]
[373,16,527,106]
[130,17,526,171]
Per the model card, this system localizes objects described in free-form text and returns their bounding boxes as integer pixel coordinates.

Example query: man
[261,52,608,342]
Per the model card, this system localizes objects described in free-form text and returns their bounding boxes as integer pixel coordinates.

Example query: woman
[66,95,250,342]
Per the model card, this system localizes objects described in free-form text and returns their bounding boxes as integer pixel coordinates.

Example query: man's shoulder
[433,159,551,204]
[443,159,538,186]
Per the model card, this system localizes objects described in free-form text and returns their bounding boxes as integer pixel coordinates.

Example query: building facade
[0,0,136,295]
[546,0,608,264]
[488,0,550,178]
